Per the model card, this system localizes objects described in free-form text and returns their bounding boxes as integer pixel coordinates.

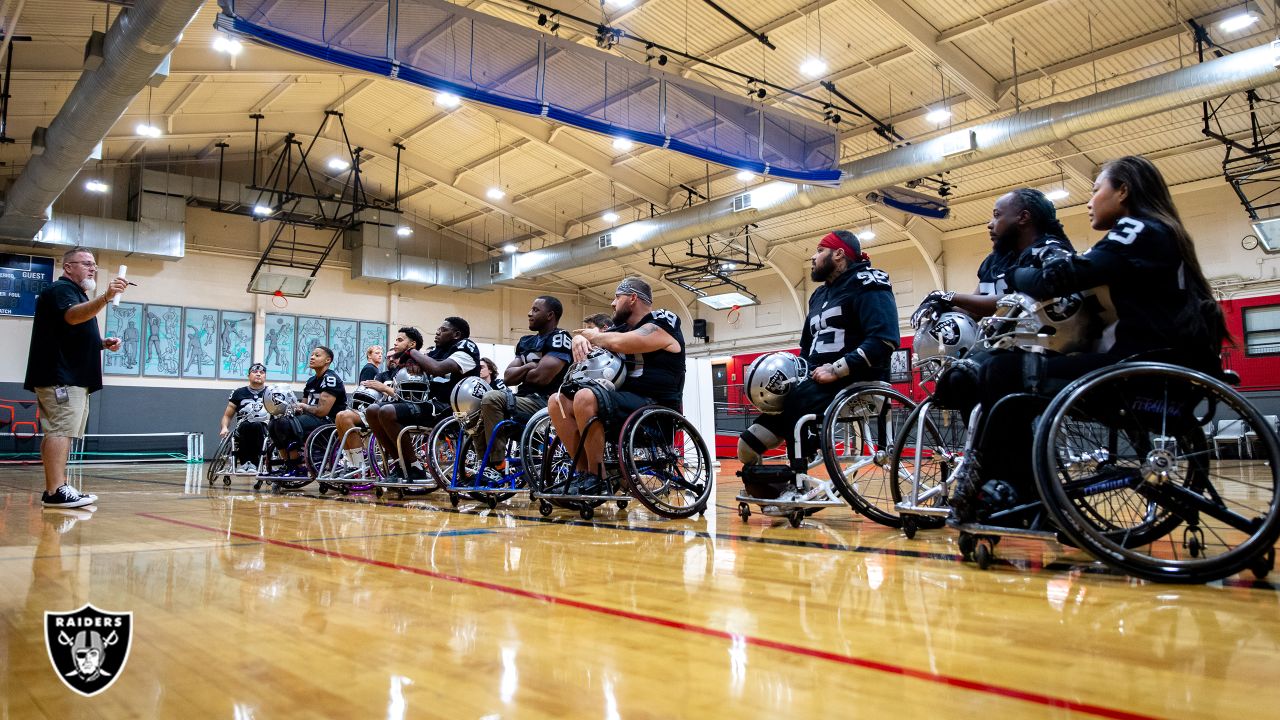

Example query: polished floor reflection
[2,462,1277,719]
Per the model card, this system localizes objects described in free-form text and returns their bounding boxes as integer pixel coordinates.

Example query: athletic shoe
[947,452,984,525]
[42,484,98,509]
[404,463,429,483]
[567,471,606,496]
[238,461,258,473]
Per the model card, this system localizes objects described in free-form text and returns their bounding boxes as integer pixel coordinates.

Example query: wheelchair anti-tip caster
[580,504,594,521]
[539,500,553,517]
[485,496,498,510]
[222,477,231,486]
[253,479,264,491]
[616,500,628,510]
[1252,548,1275,580]
[449,492,460,508]
[375,486,384,498]
[974,537,997,570]
[787,510,804,528]
[958,532,976,561]
[902,515,918,540]
[738,503,750,522]
[318,484,329,495]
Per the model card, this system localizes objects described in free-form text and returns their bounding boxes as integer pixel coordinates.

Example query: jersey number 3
[810,307,845,354]
[1106,217,1145,245]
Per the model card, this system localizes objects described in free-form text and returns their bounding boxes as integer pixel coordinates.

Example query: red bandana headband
[818,232,870,263]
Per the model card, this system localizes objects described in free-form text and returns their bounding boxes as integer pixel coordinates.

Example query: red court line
[138,511,1161,720]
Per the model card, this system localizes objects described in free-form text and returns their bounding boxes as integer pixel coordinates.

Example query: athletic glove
[910,290,955,331]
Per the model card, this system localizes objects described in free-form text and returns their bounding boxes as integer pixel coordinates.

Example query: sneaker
[42,484,98,509]
[567,471,606,496]
[238,461,258,474]
[404,463,429,483]
[947,452,984,525]
[481,466,505,488]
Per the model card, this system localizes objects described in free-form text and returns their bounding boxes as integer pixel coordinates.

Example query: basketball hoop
[726,304,742,326]
[271,289,288,309]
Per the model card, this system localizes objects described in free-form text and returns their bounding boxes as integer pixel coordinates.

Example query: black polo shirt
[24,277,104,392]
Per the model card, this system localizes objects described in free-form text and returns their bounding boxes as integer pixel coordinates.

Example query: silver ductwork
[0,0,204,240]
[480,44,1280,284]
[40,213,185,259]
[352,244,470,287]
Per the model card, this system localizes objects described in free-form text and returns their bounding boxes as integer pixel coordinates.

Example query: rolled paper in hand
[113,265,127,306]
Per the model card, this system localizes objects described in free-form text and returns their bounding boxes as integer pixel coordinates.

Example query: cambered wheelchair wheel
[303,424,339,480]
[887,401,964,531]
[422,418,461,493]
[206,432,234,485]
[518,409,553,491]
[618,406,712,519]
[820,385,917,527]
[1034,363,1280,583]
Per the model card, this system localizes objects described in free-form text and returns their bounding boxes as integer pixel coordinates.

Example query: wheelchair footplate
[949,500,1067,570]
[442,465,530,510]
[736,464,843,528]
[531,470,630,521]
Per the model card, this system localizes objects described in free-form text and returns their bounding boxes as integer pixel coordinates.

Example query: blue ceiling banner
[216,0,842,184]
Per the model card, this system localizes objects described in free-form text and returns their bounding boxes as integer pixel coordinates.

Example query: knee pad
[738,424,781,465]
[932,358,982,411]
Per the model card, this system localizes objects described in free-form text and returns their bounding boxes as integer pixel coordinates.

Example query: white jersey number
[810,307,845,354]
[1106,217,1145,245]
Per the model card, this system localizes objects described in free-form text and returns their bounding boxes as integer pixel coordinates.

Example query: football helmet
[394,368,431,403]
[980,292,1097,354]
[450,376,492,419]
[237,400,270,424]
[262,385,297,417]
[350,386,381,412]
[743,352,809,414]
[913,311,980,369]
[565,347,627,391]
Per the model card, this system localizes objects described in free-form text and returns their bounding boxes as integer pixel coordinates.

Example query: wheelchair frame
[206,417,269,486]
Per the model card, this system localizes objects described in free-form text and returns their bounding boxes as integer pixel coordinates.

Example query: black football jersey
[615,310,685,405]
[228,386,266,419]
[514,329,572,397]
[428,338,481,403]
[1010,216,1210,361]
[302,369,347,421]
[977,234,1074,296]
[801,263,900,380]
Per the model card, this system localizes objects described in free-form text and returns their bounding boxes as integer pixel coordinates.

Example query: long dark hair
[1009,188,1070,245]
[1100,155,1229,351]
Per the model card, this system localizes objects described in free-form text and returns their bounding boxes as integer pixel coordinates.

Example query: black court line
[4,468,1277,592]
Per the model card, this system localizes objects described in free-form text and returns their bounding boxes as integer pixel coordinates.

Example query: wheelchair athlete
[219,362,269,473]
[912,188,1074,329]
[332,327,421,476]
[367,317,480,482]
[737,230,899,486]
[548,277,684,495]
[942,155,1229,523]
[471,296,571,474]
[265,346,347,477]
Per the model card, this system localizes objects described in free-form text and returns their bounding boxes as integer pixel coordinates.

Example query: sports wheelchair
[734,353,920,528]
[205,417,270,486]
[893,357,1280,582]
[306,388,387,495]
[537,404,712,521]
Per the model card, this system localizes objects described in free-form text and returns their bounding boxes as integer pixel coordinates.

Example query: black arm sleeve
[1010,246,1129,301]
[845,290,900,369]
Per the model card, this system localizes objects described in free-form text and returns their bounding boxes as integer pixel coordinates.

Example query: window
[1243,305,1280,356]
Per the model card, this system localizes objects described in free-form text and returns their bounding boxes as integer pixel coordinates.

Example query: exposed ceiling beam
[936,0,1055,44]
[250,75,298,113]
[863,0,1000,110]
[695,0,842,60]
[327,77,377,112]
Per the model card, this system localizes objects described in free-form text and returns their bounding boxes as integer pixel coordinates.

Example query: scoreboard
[0,253,55,317]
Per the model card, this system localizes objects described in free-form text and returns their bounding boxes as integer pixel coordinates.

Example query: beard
[991,229,1018,255]
[810,257,832,282]
[79,277,97,294]
[611,307,629,327]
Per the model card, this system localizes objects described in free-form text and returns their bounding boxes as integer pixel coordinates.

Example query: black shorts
[750,378,845,441]
[268,413,329,450]
[587,387,677,431]
[391,399,449,427]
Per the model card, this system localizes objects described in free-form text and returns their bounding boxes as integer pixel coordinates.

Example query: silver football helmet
[237,400,270,424]
[743,352,809,414]
[565,347,627,391]
[394,368,431,403]
[450,376,492,420]
[980,292,1097,354]
[349,386,381,412]
[262,385,297,417]
[913,311,980,371]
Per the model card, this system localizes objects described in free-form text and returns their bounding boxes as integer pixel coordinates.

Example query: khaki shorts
[35,386,90,438]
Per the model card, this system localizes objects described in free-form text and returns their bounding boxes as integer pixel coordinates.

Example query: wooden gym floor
[1,461,1277,719]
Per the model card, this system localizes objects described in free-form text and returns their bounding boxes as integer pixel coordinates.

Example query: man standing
[473,296,572,471]
[360,345,383,382]
[737,230,899,468]
[549,278,685,493]
[24,247,128,509]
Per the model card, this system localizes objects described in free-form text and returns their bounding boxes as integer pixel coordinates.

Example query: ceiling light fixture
[213,36,243,55]
[611,137,634,152]
[327,157,351,172]
[135,123,162,138]
[1045,188,1069,201]
[486,187,506,200]
[396,226,413,237]
[602,211,620,223]
[736,171,756,182]
[857,229,876,241]
[925,108,952,124]
[799,57,828,78]
[252,204,273,217]
[85,180,109,193]
[435,92,461,109]
[503,243,519,253]
[1219,3,1261,32]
